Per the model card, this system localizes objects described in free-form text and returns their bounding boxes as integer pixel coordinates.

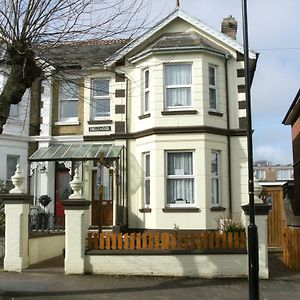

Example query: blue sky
[146,0,299,164]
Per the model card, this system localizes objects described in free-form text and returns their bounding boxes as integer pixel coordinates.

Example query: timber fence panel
[86,230,247,252]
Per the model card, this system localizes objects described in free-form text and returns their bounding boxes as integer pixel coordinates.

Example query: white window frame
[165,150,195,207]
[255,169,266,180]
[6,155,20,181]
[143,153,150,207]
[276,169,293,180]
[58,81,79,122]
[143,69,150,114]
[91,78,110,119]
[211,150,221,207]
[9,104,19,119]
[164,63,192,110]
[209,65,218,111]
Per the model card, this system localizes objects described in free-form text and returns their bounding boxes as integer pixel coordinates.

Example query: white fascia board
[106,9,256,66]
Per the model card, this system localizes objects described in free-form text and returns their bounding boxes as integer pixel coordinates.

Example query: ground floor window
[144,153,150,206]
[211,150,220,206]
[166,151,194,205]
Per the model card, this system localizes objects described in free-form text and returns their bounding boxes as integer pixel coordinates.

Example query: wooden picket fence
[87,230,246,251]
[283,225,300,271]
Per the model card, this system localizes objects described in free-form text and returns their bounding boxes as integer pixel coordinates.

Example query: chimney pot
[221,16,238,40]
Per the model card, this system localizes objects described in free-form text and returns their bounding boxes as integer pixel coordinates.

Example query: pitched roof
[106,8,257,66]
[42,39,129,69]
[283,88,300,125]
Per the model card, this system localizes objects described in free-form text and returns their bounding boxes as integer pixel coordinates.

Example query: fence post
[242,203,271,278]
[0,165,33,272]
[63,168,91,274]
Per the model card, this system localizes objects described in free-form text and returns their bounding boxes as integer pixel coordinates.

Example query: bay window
[59,81,79,121]
[91,79,110,118]
[143,69,150,113]
[165,64,192,109]
[211,150,220,206]
[166,151,194,205]
[209,65,217,110]
[144,153,150,206]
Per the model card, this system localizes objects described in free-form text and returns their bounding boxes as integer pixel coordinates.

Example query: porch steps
[88,226,113,233]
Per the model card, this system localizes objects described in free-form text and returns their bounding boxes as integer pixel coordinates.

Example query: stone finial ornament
[253,177,263,203]
[69,168,83,199]
[10,164,25,194]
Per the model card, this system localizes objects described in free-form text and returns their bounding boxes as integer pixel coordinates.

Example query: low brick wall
[85,253,248,278]
[29,234,65,265]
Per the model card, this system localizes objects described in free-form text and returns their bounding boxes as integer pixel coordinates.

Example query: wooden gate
[265,186,284,248]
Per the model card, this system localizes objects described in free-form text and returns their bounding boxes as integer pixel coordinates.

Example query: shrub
[216,213,245,233]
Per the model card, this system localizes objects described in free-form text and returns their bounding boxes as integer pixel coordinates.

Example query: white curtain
[165,64,191,107]
[167,153,194,204]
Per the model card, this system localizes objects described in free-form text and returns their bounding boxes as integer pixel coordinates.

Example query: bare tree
[0,0,150,134]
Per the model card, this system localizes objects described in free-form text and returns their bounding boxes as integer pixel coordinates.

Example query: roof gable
[106,8,257,66]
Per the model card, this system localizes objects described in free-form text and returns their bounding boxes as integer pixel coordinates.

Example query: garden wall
[29,234,65,265]
[85,254,248,278]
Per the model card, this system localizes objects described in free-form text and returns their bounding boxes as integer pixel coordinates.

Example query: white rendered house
[0,72,30,192]
[29,8,258,230]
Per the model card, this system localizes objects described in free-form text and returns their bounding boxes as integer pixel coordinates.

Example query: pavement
[0,253,299,299]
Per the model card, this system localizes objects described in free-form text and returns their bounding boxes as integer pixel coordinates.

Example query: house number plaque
[89,126,111,132]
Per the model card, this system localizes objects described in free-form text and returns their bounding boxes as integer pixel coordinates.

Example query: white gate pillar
[63,168,90,274]
[0,165,33,272]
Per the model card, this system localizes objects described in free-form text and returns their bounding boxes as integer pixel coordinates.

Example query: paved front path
[1,271,300,300]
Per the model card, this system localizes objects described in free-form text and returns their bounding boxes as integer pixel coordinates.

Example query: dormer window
[165,64,192,110]
[91,79,110,119]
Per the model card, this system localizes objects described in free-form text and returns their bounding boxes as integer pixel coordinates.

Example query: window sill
[210,206,226,212]
[162,207,200,213]
[55,120,79,126]
[88,120,113,125]
[138,113,151,120]
[161,110,198,116]
[139,208,152,213]
[208,111,224,117]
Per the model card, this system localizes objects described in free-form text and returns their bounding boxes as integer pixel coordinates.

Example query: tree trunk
[0,47,42,134]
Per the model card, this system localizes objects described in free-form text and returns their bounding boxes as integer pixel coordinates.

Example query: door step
[88,226,113,232]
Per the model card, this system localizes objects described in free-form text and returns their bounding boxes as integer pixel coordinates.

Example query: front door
[92,170,113,227]
[55,168,71,220]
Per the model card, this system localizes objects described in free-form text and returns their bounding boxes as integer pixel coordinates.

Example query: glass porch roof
[29,144,123,162]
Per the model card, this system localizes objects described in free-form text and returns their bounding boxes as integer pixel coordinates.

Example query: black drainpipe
[225,55,233,215]
[125,77,129,228]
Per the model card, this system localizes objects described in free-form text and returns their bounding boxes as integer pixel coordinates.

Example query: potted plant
[38,195,52,229]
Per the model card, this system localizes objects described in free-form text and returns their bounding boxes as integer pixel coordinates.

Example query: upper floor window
[59,81,79,121]
[7,155,20,181]
[276,169,293,180]
[165,64,192,109]
[9,104,19,119]
[209,65,217,110]
[143,69,150,114]
[255,169,266,180]
[144,153,150,206]
[211,150,220,207]
[91,79,110,118]
[166,151,194,206]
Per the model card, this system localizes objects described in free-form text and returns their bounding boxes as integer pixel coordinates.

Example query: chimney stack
[221,15,237,40]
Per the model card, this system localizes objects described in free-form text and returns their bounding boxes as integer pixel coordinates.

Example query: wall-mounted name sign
[89,126,111,132]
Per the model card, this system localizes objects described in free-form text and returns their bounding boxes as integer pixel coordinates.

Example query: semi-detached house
[28,8,258,231]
